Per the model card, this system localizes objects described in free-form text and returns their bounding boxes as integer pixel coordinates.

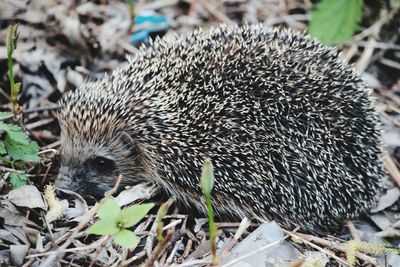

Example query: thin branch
[197,0,235,26]
[142,230,174,267]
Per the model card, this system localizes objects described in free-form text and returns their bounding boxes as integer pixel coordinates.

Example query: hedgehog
[55,24,386,232]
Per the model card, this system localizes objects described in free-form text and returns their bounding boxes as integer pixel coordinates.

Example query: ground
[0,0,400,266]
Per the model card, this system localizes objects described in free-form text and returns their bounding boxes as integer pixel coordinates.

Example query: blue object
[131,12,169,46]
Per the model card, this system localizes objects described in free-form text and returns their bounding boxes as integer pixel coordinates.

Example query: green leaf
[10,172,28,188]
[87,219,119,235]
[200,157,215,196]
[120,203,154,228]
[391,0,400,5]
[309,0,363,44]
[0,142,5,154]
[0,123,30,144]
[0,112,13,120]
[114,229,139,249]
[4,135,40,162]
[98,198,121,221]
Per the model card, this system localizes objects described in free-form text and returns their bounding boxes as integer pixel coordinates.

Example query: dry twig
[219,217,250,258]
[197,0,235,25]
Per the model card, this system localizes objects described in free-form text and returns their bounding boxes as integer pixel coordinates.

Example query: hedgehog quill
[56,24,386,232]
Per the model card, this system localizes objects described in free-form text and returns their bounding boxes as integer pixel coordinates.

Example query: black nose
[76,181,106,200]
[80,193,99,205]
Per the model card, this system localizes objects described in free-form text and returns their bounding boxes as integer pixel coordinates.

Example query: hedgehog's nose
[54,173,72,189]
[54,165,77,189]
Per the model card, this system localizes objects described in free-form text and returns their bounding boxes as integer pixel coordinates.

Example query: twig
[380,58,400,70]
[346,221,360,240]
[289,231,382,266]
[176,259,209,267]
[25,118,54,130]
[42,212,56,248]
[264,14,310,28]
[345,41,400,51]
[352,4,400,71]
[38,149,58,155]
[26,241,103,258]
[119,251,146,266]
[162,219,182,231]
[166,237,183,264]
[142,230,174,267]
[88,235,112,267]
[144,216,158,257]
[280,0,289,16]
[0,166,25,173]
[134,214,154,234]
[354,37,376,73]
[283,230,349,266]
[138,0,178,12]
[383,150,400,188]
[41,140,61,150]
[38,175,123,267]
[22,231,79,267]
[117,40,140,54]
[375,227,400,238]
[340,44,358,64]
[219,217,250,258]
[23,105,58,114]
[181,239,193,259]
[60,259,81,267]
[197,0,235,26]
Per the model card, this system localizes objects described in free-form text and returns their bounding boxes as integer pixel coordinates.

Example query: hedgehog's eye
[92,156,115,173]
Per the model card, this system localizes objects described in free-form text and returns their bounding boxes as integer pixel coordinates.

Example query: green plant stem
[127,0,135,31]
[128,0,134,18]
[155,198,173,242]
[206,194,218,266]
[6,27,15,90]
[6,25,20,114]
[0,155,15,165]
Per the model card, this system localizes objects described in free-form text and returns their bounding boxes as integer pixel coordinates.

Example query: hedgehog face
[55,131,140,199]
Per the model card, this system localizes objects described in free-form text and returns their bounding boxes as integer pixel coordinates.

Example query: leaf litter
[0,0,400,266]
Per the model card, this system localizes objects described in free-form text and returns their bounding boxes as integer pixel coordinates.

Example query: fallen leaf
[370,188,400,213]
[55,188,88,221]
[4,225,30,245]
[8,185,46,210]
[220,222,301,267]
[115,183,156,207]
[10,245,29,266]
[0,229,20,245]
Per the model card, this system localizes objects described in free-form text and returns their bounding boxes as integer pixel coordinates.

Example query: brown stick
[142,230,173,267]
[383,150,400,188]
[287,231,382,266]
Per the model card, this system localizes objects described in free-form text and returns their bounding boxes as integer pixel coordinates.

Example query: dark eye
[92,156,115,173]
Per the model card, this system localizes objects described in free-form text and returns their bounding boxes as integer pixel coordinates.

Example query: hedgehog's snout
[55,164,85,192]
[54,164,76,188]
[55,160,116,199]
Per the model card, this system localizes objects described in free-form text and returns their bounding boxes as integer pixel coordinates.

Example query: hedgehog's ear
[119,132,136,153]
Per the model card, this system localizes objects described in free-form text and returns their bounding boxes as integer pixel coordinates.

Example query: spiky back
[58,25,384,231]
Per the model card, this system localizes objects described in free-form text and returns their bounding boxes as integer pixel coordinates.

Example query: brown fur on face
[55,126,143,198]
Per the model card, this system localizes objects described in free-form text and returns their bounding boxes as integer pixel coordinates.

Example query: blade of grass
[6,24,21,114]
[200,157,218,266]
